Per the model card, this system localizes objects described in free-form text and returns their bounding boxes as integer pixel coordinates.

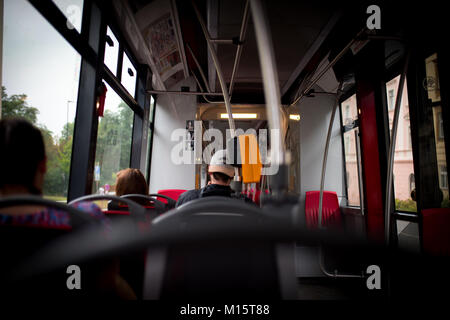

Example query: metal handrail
[318,82,343,227]
[68,194,146,219]
[191,0,236,136]
[186,43,212,93]
[290,28,367,107]
[319,246,365,279]
[229,0,250,98]
[249,0,285,165]
[385,51,410,244]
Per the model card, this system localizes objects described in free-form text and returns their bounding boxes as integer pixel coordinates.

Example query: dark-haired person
[176,149,253,207]
[0,118,105,226]
[0,118,136,299]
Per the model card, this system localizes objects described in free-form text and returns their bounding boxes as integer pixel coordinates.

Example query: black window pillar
[407,49,443,210]
[67,2,106,201]
[130,66,149,170]
[437,45,450,192]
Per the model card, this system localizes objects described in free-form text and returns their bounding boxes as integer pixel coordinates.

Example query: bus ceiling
[111,0,422,114]
[113,0,341,105]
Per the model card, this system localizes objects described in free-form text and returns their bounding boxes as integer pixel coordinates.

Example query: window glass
[145,96,155,181]
[2,0,81,201]
[388,89,395,110]
[104,26,119,75]
[121,52,137,97]
[52,0,84,33]
[340,94,360,206]
[425,53,448,207]
[386,75,417,212]
[92,82,133,202]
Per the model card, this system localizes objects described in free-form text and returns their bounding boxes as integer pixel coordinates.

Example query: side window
[104,26,120,75]
[424,53,448,207]
[145,96,156,181]
[386,75,416,212]
[388,89,395,110]
[2,0,82,201]
[92,82,133,199]
[340,94,361,207]
[121,52,137,97]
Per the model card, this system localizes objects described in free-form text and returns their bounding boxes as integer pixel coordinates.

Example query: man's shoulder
[176,188,202,207]
[179,188,201,198]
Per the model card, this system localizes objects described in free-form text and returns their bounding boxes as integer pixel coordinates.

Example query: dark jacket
[175,184,253,207]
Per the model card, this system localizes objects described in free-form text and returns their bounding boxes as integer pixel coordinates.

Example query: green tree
[2,86,72,198]
[118,102,133,169]
[1,86,39,123]
[93,102,134,191]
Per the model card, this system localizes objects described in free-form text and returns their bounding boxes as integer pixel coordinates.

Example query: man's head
[0,118,47,195]
[208,149,234,186]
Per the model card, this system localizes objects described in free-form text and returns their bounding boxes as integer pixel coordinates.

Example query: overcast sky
[2,0,128,137]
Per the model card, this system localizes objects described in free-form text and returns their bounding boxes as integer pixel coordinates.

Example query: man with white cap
[175,149,252,207]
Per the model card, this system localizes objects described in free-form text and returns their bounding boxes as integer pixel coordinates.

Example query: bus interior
[0,0,449,301]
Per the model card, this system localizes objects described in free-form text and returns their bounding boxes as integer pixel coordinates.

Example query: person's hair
[0,118,46,194]
[115,168,148,198]
[211,171,232,184]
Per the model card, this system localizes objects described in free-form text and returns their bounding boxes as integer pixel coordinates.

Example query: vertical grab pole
[355,127,365,215]
[385,52,410,244]
[249,0,285,166]
[191,0,236,136]
[318,82,343,228]
[229,0,250,98]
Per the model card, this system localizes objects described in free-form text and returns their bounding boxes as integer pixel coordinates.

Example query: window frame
[339,87,364,209]
[27,0,152,200]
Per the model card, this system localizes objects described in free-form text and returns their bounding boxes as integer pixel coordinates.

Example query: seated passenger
[0,118,104,227]
[0,118,136,299]
[176,149,253,207]
[108,168,149,211]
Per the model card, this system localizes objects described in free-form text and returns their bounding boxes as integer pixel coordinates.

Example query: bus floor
[297,277,366,300]
[396,221,420,254]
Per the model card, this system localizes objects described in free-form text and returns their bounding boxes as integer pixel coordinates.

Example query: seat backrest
[422,208,450,256]
[0,196,99,297]
[305,191,342,229]
[157,189,186,204]
[144,197,297,299]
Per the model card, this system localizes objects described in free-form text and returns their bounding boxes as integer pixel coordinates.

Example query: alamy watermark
[66,264,81,290]
[366,264,381,290]
[170,121,281,175]
[366,5,381,30]
[65,4,82,31]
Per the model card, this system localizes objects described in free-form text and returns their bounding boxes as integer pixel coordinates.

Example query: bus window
[144,96,156,182]
[92,82,133,203]
[425,53,448,207]
[2,0,81,202]
[386,76,417,212]
[340,94,360,207]
[52,0,84,33]
[121,52,137,97]
[104,26,120,75]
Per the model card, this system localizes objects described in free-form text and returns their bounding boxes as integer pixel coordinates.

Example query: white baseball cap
[208,149,235,178]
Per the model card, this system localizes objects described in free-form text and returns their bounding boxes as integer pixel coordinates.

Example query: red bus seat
[422,208,450,256]
[157,189,186,204]
[305,191,342,229]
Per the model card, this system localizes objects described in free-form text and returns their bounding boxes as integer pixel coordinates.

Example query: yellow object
[238,134,262,183]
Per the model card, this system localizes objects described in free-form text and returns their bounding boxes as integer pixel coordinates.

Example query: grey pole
[249,0,285,165]
[384,52,410,245]
[318,82,343,228]
[229,0,250,98]
[290,28,366,107]
[191,0,236,136]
